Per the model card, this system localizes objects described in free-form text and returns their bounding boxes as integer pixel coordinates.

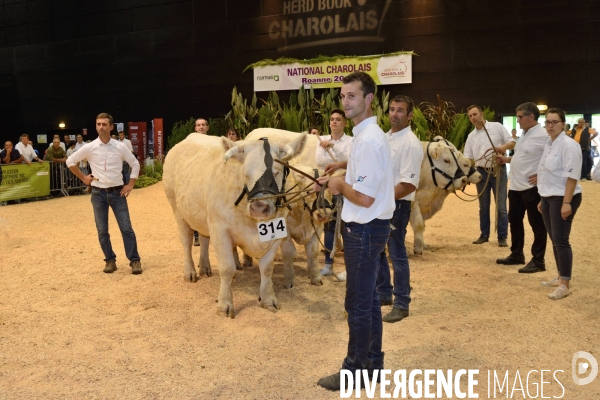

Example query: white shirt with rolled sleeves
[315,134,353,168]
[66,138,140,188]
[341,116,395,224]
[15,142,37,162]
[537,133,582,197]
[509,123,550,191]
[388,126,423,201]
[463,121,514,168]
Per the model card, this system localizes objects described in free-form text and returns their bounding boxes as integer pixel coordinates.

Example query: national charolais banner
[0,162,50,201]
[249,52,414,92]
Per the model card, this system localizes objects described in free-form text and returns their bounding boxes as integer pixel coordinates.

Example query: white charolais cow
[410,140,478,255]
[163,132,307,318]
[246,129,332,288]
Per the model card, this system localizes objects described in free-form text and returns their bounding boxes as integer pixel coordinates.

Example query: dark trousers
[376,200,412,310]
[342,219,390,373]
[507,187,547,264]
[540,194,581,279]
[581,149,592,179]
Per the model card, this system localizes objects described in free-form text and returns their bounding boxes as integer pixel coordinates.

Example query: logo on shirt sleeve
[357,175,367,182]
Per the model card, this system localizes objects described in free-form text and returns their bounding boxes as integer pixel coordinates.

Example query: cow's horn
[281,144,295,160]
[223,146,239,163]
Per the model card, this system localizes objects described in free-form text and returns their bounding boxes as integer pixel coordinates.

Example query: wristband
[563,202,571,204]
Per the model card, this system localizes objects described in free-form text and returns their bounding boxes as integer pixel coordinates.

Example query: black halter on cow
[426,140,465,190]
[232,138,290,208]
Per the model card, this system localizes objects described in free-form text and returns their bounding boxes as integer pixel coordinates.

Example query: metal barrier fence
[48,161,88,196]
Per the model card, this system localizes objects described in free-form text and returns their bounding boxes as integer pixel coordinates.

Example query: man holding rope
[495,102,548,273]
[464,105,515,247]
[314,72,394,391]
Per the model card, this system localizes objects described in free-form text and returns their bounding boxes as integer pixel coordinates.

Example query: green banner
[0,163,50,201]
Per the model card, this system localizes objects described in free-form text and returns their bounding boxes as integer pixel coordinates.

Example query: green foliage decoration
[134,158,163,189]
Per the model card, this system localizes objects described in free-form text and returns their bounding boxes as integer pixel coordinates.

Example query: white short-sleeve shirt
[388,126,424,201]
[315,134,353,168]
[463,121,514,168]
[341,116,395,224]
[510,123,550,191]
[537,133,582,197]
[15,142,37,162]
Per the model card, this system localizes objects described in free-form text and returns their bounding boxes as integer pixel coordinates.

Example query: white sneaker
[335,270,347,282]
[320,264,333,276]
[542,277,560,287]
[548,284,571,300]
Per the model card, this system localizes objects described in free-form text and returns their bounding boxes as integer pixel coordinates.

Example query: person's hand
[528,174,537,186]
[313,176,328,192]
[319,140,334,149]
[496,155,509,164]
[324,161,344,175]
[120,182,135,197]
[81,174,94,186]
[561,203,572,220]
[327,176,344,195]
[495,146,506,155]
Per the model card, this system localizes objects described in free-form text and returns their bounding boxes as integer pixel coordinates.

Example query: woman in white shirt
[536,108,582,300]
[315,109,352,281]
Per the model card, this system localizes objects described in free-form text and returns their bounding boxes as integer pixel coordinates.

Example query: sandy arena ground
[1,180,599,399]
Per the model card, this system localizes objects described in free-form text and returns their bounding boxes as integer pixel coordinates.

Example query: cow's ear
[222,137,246,164]
[279,132,307,161]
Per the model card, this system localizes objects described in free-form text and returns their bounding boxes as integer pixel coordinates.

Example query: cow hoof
[284,282,294,289]
[310,277,323,286]
[200,266,212,278]
[217,304,235,319]
[242,255,253,268]
[184,271,198,283]
[261,299,280,312]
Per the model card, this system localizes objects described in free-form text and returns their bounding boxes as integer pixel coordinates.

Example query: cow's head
[222,134,307,219]
[431,136,481,185]
[426,141,467,190]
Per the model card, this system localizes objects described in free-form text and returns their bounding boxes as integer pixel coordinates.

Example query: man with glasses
[495,102,549,273]
[464,105,515,247]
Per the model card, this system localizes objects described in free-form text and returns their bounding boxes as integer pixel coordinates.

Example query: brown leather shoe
[103,260,117,273]
[472,236,489,244]
[130,260,142,275]
[382,307,409,323]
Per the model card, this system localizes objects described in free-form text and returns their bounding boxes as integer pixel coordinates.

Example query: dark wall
[0,0,598,144]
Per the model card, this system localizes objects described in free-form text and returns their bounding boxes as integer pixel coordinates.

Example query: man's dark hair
[467,105,483,113]
[390,95,415,115]
[330,108,346,120]
[97,113,114,125]
[342,72,376,97]
[515,102,540,120]
[20,133,29,139]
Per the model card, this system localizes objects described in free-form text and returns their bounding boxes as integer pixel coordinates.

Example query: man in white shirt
[66,113,142,275]
[73,134,89,174]
[118,131,134,185]
[315,72,395,391]
[496,102,549,273]
[376,95,424,324]
[315,108,353,279]
[15,134,43,164]
[463,105,515,247]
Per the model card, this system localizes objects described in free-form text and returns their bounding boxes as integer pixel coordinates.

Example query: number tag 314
[257,217,287,242]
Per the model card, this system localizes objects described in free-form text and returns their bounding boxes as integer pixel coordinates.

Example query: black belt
[97,186,123,193]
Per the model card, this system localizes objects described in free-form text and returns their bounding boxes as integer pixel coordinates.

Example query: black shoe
[496,254,526,265]
[380,299,393,306]
[498,238,508,247]
[472,236,489,244]
[518,260,546,273]
[382,307,409,323]
[317,371,342,391]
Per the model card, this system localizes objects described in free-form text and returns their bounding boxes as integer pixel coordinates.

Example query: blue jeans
[475,165,508,239]
[342,218,391,373]
[376,200,412,310]
[91,187,140,263]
